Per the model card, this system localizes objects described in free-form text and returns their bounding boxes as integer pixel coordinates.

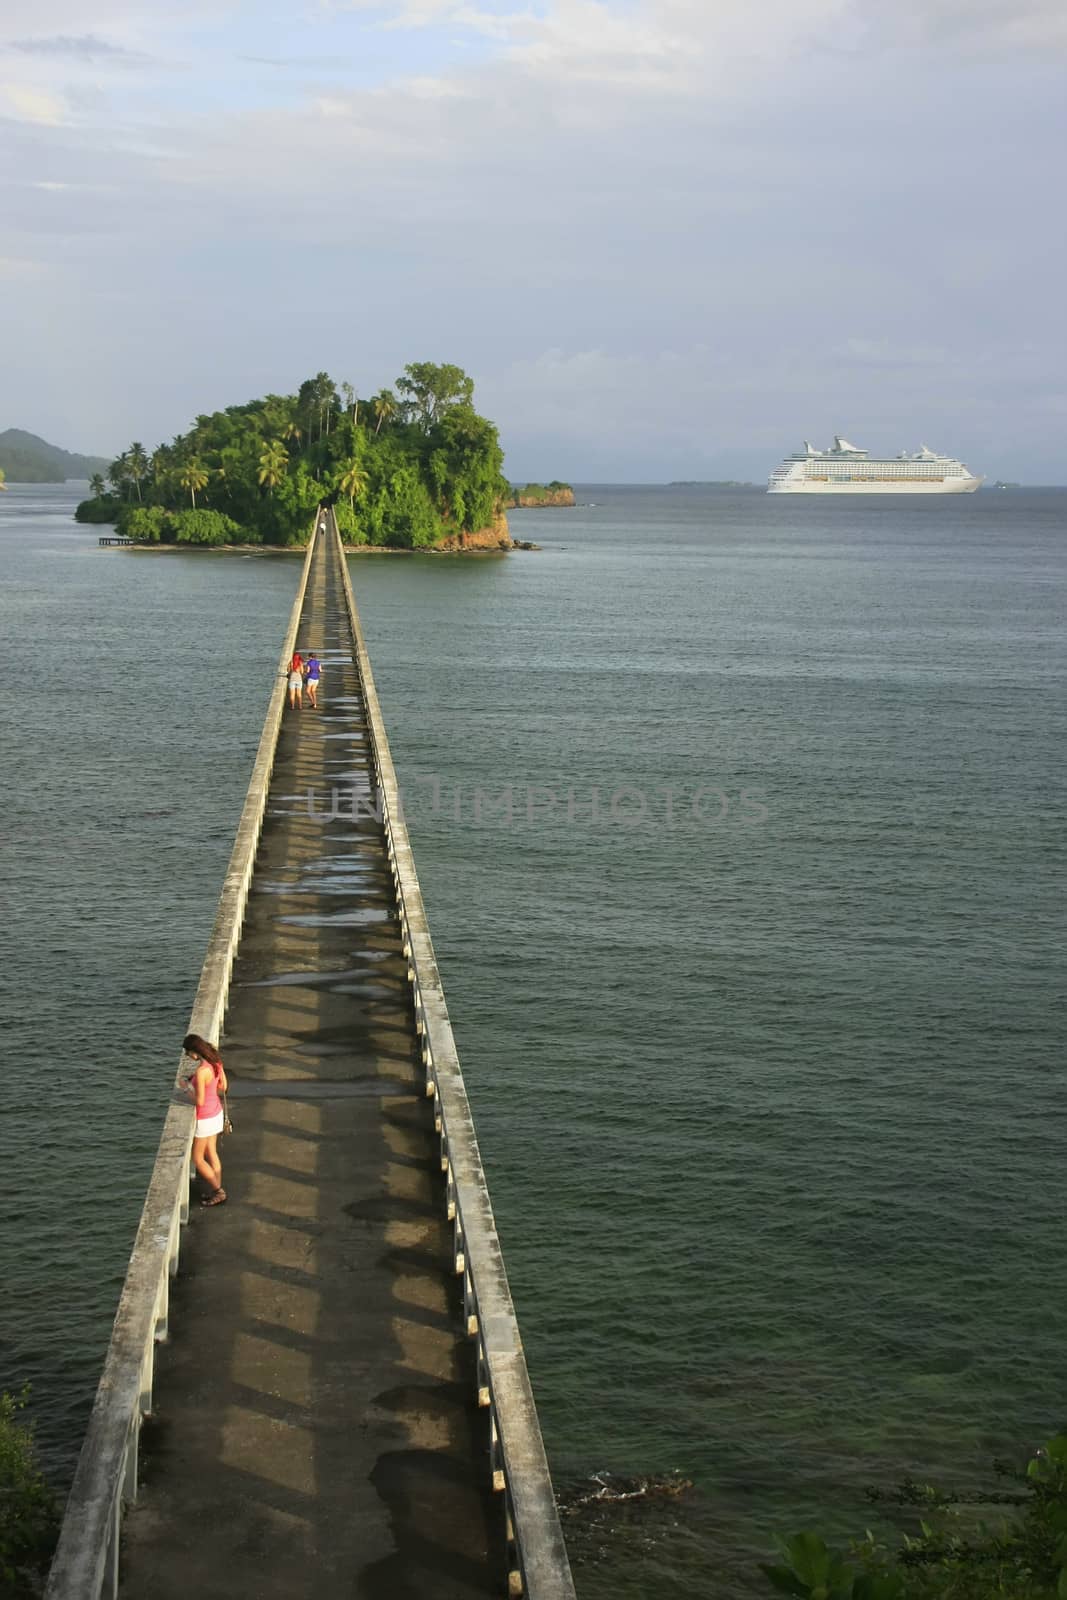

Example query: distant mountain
[0,428,110,483]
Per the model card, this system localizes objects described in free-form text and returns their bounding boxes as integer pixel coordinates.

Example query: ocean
[2,481,1065,1596]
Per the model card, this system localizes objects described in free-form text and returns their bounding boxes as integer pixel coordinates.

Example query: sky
[2,0,1065,481]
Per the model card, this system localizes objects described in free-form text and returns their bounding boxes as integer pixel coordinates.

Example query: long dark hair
[183,1033,222,1067]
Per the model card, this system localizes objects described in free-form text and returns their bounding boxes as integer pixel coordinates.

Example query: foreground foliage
[763,1437,1067,1599]
[76,364,508,547]
[0,1389,58,1596]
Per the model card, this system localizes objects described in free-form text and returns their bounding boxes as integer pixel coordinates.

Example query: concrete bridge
[46,514,575,1600]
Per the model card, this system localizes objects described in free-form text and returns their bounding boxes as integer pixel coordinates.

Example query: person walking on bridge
[182,1033,228,1206]
[288,649,304,710]
[304,651,321,710]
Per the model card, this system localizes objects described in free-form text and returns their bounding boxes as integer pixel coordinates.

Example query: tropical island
[505,482,575,508]
[75,364,513,550]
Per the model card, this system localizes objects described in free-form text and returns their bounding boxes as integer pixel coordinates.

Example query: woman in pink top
[182,1032,228,1207]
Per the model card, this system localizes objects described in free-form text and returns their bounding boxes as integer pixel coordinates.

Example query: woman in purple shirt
[304,652,322,710]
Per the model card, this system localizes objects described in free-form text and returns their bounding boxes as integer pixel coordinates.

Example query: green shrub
[377,465,441,548]
[332,501,368,546]
[0,1388,58,1596]
[169,509,244,545]
[117,505,168,542]
[74,494,121,524]
[762,1435,1067,1599]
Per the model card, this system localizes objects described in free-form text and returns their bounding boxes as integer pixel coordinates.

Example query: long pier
[46,514,575,1600]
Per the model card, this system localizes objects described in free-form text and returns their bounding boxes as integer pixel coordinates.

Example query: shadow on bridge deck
[120,534,503,1598]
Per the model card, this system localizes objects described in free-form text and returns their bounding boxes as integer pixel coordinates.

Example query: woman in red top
[182,1032,228,1206]
[288,650,304,710]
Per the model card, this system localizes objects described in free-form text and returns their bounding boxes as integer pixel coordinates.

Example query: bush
[762,1435,1067,1599]
[117,505,168,542]
[333,501,368,546]
[377,465,441,548]
[74,494,121,524]
[169,509,244,546]
[0,1388,58,1595]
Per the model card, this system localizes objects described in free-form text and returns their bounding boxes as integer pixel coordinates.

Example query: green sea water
[2,482,1065,1596]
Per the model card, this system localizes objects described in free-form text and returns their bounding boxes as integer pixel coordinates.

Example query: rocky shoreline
[505,487,575,508]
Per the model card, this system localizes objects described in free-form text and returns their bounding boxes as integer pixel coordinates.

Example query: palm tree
[258,439,288,497]
[373,391,396,435]
[0,468,6,492]
[108,452,131,500]
[283,420,302,451]
[338,458,369,512]
[89,472,106,499]
[127,442,149,502]
[180,459,209,509]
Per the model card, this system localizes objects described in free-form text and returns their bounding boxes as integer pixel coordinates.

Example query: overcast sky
[2,0,1065,481]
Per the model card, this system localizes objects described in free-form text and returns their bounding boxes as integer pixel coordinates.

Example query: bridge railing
[45,531,317,1600]
[332,513,576,1600]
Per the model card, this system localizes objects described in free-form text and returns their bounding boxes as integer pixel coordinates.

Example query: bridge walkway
[119,524,502,1598]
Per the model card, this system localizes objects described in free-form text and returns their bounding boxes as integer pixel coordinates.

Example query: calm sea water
[3,481,1065,1597]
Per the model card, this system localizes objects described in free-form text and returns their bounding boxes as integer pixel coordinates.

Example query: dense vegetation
[762,1435,1067,1599]
[0,428,108,484]
[74,364,508,548]
[506,480,574,506]
[0,1389,57,1596]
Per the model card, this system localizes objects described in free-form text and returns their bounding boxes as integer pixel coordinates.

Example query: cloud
[0,0,1063,476]
[885,0,1067,52]
[0,84,67,124]
[10,33,141,61]
[841,339,950,369]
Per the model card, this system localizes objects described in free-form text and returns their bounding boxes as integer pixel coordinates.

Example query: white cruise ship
[768,436,982,494]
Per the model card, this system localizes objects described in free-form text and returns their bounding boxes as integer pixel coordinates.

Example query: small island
[504,481,575,508]
[77,364,512,551]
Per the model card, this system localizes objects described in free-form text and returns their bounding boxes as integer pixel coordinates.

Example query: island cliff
[505,481,575,508]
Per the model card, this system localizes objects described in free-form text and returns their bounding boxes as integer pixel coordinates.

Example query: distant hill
[0,428,110,483]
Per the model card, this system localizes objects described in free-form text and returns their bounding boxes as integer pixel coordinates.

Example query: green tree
[0,467,6,492]
[179,458,209,509]
[397,362,474,429]
[89,471,106,498]
[0,1387,58,1596]
[337,458,369,512]
[298,372,339,443]
[108,452,130,500]
[258,439,289,497]
[127,442,149,502]
[372,391,396,435]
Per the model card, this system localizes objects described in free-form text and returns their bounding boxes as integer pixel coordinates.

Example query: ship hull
[768,475,982,495]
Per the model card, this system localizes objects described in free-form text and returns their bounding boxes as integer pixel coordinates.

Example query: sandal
[201,1188,227,1207]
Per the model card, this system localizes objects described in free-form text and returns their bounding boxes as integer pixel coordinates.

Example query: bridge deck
[120,530,501,1597]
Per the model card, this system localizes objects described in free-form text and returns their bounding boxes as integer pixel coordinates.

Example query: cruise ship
[767,436,982,494]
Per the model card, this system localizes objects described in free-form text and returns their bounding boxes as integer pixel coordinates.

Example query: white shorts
[195,1110,224,1139]
[288,671,303,691]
